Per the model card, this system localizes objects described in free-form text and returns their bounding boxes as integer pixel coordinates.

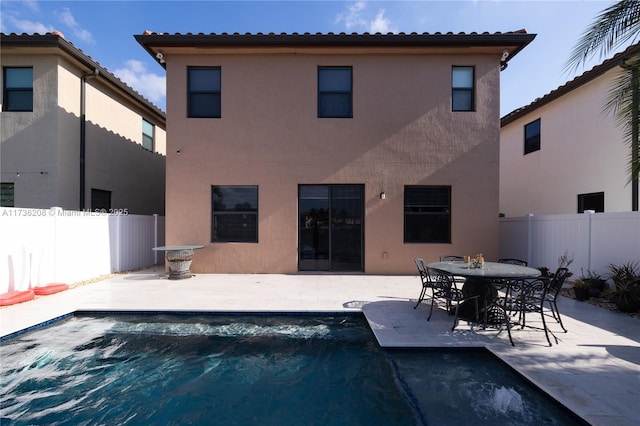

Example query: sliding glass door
[298,185,363,272]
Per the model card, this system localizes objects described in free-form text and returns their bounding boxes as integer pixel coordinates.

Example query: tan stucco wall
[82,76,166,215]
[165,51,503,274]
[1,55,60,208]
[1,52,166,214]
[500,68,634,216]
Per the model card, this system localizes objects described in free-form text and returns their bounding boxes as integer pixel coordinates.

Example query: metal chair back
[440,255,464,262]
[498,258,528,266]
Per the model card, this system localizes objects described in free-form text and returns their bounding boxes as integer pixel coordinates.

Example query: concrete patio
[1,266,639,425]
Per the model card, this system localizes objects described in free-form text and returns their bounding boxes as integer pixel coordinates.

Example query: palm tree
[566,0,640,211]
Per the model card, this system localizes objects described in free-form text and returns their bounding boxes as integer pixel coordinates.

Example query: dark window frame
[578,191,604,213]
[187,66,221,118]
[404,185,452,244]
[212,185,259,243]
[451,66,475,112]
[318,66,353,118]
[524,118,541,154]
[3,67,33,112]
[142,118,155,151]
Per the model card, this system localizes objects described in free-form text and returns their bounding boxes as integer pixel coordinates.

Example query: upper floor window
[212,185,258,243]
[524,118,541,154]
[404,185,451,244]
[578,192,604,213]
[451,66,474,112]
[3,67,33,112]
[188,67,221,118]
[318,66,352,118]
[1,183,15,207]
[142,119,154,151]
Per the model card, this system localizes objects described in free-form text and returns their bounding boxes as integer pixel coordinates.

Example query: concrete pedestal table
[153,245,204,280]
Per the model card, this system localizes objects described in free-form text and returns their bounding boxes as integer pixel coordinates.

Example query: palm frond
[565,0,640,74]
[604,54,640,184]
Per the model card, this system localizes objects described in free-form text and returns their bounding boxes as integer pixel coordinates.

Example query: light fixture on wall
[176,149,181,155]
[379,191,386,200]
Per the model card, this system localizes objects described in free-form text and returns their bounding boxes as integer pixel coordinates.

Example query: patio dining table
[427,260,541,345]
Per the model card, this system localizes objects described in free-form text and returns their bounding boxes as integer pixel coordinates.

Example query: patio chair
[507,277,554,346]
[498,258,528,266]
[543,267,570,333]
[493,258,529,291]
[426,267,479,331]
[439,255,466,285]
[413,257,431,309]
[507,268,569,346]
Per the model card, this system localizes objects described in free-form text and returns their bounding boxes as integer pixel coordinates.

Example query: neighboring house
[136,31,534,274]
[500,43,640,217]
[1,32,166,215]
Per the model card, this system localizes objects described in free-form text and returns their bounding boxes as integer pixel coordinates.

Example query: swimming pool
[0,314,585,425]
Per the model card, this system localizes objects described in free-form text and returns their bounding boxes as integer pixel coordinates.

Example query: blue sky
[0,0,629,115]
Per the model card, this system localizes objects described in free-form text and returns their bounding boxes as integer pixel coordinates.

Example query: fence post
[50,207,62,282]
[115,214,121,273]
[585,210,595,272]
[153,213,158,264]
[526,213,534,266]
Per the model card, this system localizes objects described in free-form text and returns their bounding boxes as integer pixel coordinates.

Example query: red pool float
[33,283,69,296]
[0,289,35,306]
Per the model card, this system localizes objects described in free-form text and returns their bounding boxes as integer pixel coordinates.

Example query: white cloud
[11,18,53,34]
[369,9,395,34]
[113,60,166,107]
[334,1,397,33]
[335,1,367,30]
[22,0,40,13]
[55,7,94,43]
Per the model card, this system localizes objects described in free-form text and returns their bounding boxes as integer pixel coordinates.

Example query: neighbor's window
[578,192,604,213]
[451,66,474,112]
[524,118,541,154]
[91,188,111,211]
[212,185,258,243]
[188,67,221,118]
[404,186,451,243]
[3,67,33,112]
[1,183,15,207]
[318,66,352,118]
[142,119,154,151]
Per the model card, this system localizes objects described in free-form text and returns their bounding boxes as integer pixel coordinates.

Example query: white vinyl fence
[0,207,165,293]
[500,211,640,279]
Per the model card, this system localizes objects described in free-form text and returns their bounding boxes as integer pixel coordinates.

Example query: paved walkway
[1,266,639,425]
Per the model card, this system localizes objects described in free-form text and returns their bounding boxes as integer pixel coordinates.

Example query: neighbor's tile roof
[501,42,640,126]
[1,32,165,120]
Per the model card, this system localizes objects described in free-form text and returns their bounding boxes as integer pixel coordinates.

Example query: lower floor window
[91,188,111,211]
[1,182,14,207]
[578,191,604,213]
[404,185,451,243]
[212,185,258,242]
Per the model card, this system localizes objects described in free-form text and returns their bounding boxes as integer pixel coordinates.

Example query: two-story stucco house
[136,31,534,274]
[500,42,640,217]
[1,32,166,215]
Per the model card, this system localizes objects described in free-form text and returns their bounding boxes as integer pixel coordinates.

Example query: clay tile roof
[135,30,536,71]
[501,41,640,126]
[1,32,166,119]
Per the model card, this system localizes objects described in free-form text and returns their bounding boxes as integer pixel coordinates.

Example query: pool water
[0,314,584,425]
